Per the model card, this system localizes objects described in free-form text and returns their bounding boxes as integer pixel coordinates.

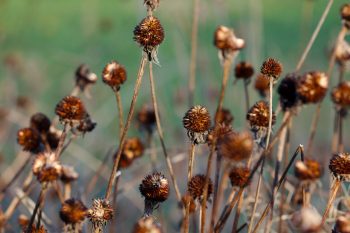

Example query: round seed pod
[329,152,350,182]
[132,217,163,233]
[118,137,145,169]
[187,174,213,201]
[214,26,245,55]
[137,104,156,134]
[32,152,62,183]
[247,101,276,129]
[60,198,87,224]
[55,96,86,125]
[139,172,169,202]
[333,212,350,233]
[260,58,283,81]
[332,81,350,108]
[216,108,234,126]
[254,74,270,97]
[234,61,254,80]
[217,131,253,161]
[229,166,250,188]
[102,61,127,92]
[294,159,323,181]
[87,199,113,230]
[297,71,328,104]
[277,74,300,111]
[17,128,41,153]
[30,113,51,134]
[183,105,211,144]
[75,64,97,91]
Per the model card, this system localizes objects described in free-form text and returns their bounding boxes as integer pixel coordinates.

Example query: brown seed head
[60,198,88,224]
[144,0,160,11]
[76,114,96,134]
[214,26,245,52]
[297,71,328,104]
[55,96,86,124]
[179,194,196,213]
[18,215,47,233]
[341,4,350,27]
[87,199,114,229]
[255,74,270,97]
[329,153,350,181]
[260,58,282,80]
[60,165,79,183]
[30,113,51,133]
[137,104,156,133]
[294,159,323,181]
[139,172,169,202]
[332,81,350,108]
[75,64,98,91]
[132,217,163,233]
[291,206,322,233]
[118,137,145,169]
[188,174,213,201]
[217,131,253,161]
[32,152,62,183]
[17,127,41,153]
[247,101,276,128]
[229,166,251,188]
[334,213,350,233]
[207,123,233,147]
[216,108,234,125]
[102,61,127,92]
[277,74,300,111]
[133,16,164,52]
[235,61,254,80]
[183,105,211,144]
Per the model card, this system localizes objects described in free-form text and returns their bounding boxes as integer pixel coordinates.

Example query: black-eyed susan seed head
[334,213,350,233]
[102,61,127,92]
[139,172,169,202]
[17,127,41,153]
[247,101,276,129]
[217,131,253,161]
[60,198,88,224]
[32,152,62,183]
[297,71,328,104]
[255,74,270,97]
[229,166,250,188]
[214,26,245,58]
[183,105,211,144]
[137,104,156,134]
[234,61,254,80]
[294,159,323,181]
[260,58,283,80]
[55,96,86,125]
[30,113,51,134]
[188,174,213,201]
[329,153,350,182]
[216,108,234,126]
[331,81,350,108]
[75,64,98,91]
[132,217,163,233]
[277,74,300,111]
[144,0,160,12]
[87,199,114,230]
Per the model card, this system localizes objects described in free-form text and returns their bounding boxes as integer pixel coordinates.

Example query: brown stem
[105,55,147,200]
[320,180,341,228]
[115,91,124,139]
[265,78,273,148]
[331,110,340,154]
[25,185,48,233]
[184,144,196,233]
[232,190,244,233]
[86,150,111,194]
[54,123,68,160]
[305,103,321,156]
[338,112,344,153]
[209,154,222,232]
[110,175,120,233]
[64,183,71,200]
[244,80,250,114]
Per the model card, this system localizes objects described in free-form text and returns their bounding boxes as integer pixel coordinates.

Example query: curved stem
[115,91,124,140]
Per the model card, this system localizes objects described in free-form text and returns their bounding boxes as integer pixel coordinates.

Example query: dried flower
[297,71,328,104]
[75,64,98,91]
[30,113,51,133]
[139,172,169,202]
[132,217,163,233]
[183,105,211,144]
[17,127,41,153]
[333,212,350,233]
[60,165,79,183]
[277,74,300,111]
[229,166,250,187]
[216,108,234,125]
[32,152,62,183]
[332,81,350,108]
[255,74,270,97]
[188,174,213,201]
[291,206,321,233]
[137,104,156,134]
[102,61,127,92]
[294,159,323,181]
[144,0,160,12]
[261,58,283,81]
[118,137,145,169]
[55,96,87,125]
[217,131,253,161]
[207,123,233,147]
[76,114,97,134]
[60,198,88,224]
[329,152,350,181]
[88,199,114,230]
[234,61,254,80]
[18,214,47,233]
[214,26,245,58]
[247,101,276,129]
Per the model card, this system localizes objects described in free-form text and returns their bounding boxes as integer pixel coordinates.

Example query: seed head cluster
[277,74,300,111]
[137,104,156,133]
[132,217,162,233]
[260,58,283,80]
[247,101,276,128]
[32,152,62,183]
[254,74,270,97]
[139,172,169,202]
[87,199,114,230]
[183,105,211,144]
[75,64,98,91]
[119,137,144,169]
[55,96,87,124]
[17,127,41,153]
[214,26,245,56]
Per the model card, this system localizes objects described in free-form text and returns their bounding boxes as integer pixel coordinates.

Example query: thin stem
[110,175,120,233]
[54,123,68,160]
[105,55,147,200]
[320,180,341,228]
[328,26,348,77]
[86,150,111,194]
[305,103,321,156]
[331,110,340,154]
[115,91,124,139]
[232,190,244,233]
[210,154,222,232]
[244,81,250,114]
[25,185,47,233]
[265,78,273,148]
[184,144,196,233]
[338,112,344,153]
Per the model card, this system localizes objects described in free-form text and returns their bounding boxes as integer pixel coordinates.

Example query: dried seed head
[341,4,350,27]
[183,105,211,144]
[255,74,270,97]
[60,165,79,183]
[17,127,41,153]
[329,153,350,181]
[102,61,127,92]
[291,206,321,233]
[144,0,160,12]
[75,64,98,91]
[18,214,47,233]
[294,159,323,181]
[137,104,156,134]
[47,129,61,150]
[132,217,163,233]
[334,213,350,233]
[216,108,234,125]
[118,137,144,169]
[76,114,97,134]
[229,166,250,188]
[179,194,196,213]
[234,61,254,80]
[60,198,88,224]
[214,26,245,57]
[55,96,87,124]
[277,74,300,111]
[332,81,350,108]
[217,131,253,161]
[260,58,283,80]
[139,172,169,202]
[207,124,233,147]
[188,174,213,201]
[247,101,276,128]
[32,152,62,183]
[297,71,328,104]
[335,40,350,65]
[87,199,114,230]
[133,16,164,55]
[30,113,51,133]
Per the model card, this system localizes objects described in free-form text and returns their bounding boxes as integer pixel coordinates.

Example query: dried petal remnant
[60,198,87,224]
[261,58,282,80]
[294,159,322,181]
[55,96,86,123]
[102,61,127,91]
[297,71,328,104]
[217,131,253,161]
[329,153,350,181]
[88,199,114,230]
[139,172,169,202]
[188,174,213,201]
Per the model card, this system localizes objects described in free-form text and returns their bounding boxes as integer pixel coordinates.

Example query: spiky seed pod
[260,58,283,81]
[17,127,41,153]
[294,159,323,181]
[217,131,253,161]
[183,105,211,144]
[144,0,160,12]
[341,4,350,28]
[297,71,328,104]
[139,172,169,202]
[255,74,270,97]
[137,104,156,134]
[277,74,300,111]
[234,61,254,80]
[213,26,245,58]
[247,101,276,128]
[207,123,233,148]
[55,96,86,125]
[291,206,322,233]
[179,194,196,213]
[329,153,350,182]
[75,64,98,91]
[132,217,163,233]
[32,152,62,183]
[333,213,350,233]
[87,199,114,230]
[133,16,164,56]
[229,166,250,188]
[118,137,145,169]
[102,61,127,92]
[60,198,88,224]
[332,81,350,108]
[30,113,51,133]
[216,108,234,125]
[60,165,79,183]
[188,174,213,201]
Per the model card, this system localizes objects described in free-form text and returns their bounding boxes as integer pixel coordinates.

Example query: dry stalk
[320,179,341,228]
[114,91,124,140]
[184,144,196,233]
